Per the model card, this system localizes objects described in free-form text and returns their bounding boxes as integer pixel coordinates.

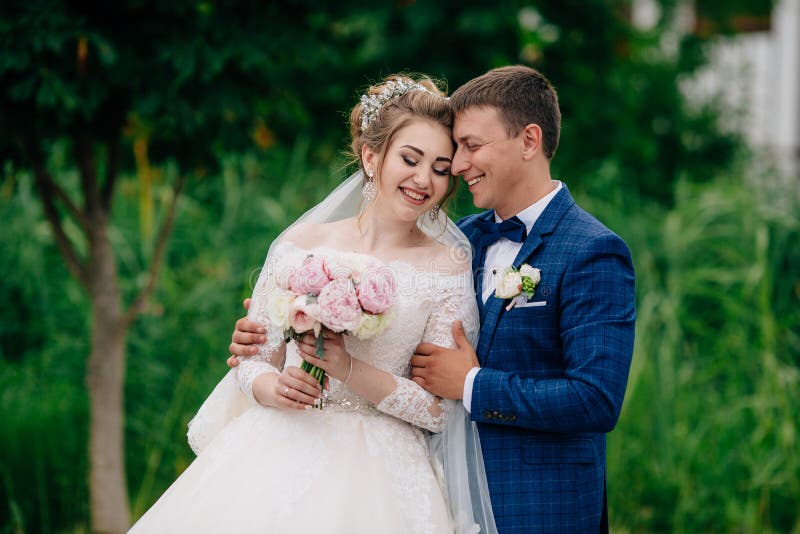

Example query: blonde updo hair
[349,74,458,214]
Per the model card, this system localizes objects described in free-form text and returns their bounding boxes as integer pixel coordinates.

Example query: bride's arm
[233,241,289,403]
[296,330,451,432]
[234,291,286,403]
[296,271,478,432]
[377,273,479,432]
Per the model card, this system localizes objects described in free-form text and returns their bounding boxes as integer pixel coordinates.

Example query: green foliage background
[2,1,799,532]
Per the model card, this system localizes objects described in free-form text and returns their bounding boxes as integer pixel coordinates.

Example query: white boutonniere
[494,264,541,311]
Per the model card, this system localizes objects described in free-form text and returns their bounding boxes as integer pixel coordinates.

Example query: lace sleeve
[376,271,479,433]
[234,346,284,403]
[236,296,286,403]
[234,249,291,403]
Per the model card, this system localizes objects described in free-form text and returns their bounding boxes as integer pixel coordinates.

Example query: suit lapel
[470,211,495,322]
[475,186,575,361]
[475,234,545,360]
[476,286,503,360]
[512,185,575,268]
[476,248,487,320]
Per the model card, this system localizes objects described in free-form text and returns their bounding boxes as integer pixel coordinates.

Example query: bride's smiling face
[363,118,454,224]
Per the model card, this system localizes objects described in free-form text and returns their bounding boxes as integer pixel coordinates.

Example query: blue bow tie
[475,216,527,247]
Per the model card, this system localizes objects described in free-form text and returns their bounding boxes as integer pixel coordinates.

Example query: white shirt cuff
[462,367,481,413]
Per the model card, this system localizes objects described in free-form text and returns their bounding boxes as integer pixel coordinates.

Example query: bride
[129,75,495,534]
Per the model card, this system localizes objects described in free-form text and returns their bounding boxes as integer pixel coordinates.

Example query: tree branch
[50,180,92,235]
[101,135,121,211]
[76,134,101,214]
[123,173,186,326]
[32,164,90,289]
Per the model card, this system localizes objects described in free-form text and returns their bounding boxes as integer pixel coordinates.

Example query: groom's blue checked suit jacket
[457,186,635,533]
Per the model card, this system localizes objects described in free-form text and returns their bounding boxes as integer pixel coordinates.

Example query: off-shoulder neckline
[277,241,470,279]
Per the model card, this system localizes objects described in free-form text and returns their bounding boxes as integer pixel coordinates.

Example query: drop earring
[429,203,440,221]
[362,169,376,202]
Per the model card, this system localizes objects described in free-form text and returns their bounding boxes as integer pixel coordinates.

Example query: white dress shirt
[462,181,563,412]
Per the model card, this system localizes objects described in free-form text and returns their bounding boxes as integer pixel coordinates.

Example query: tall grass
[1,147,798,532]
[586,171,800,533]
[0,143,344,533]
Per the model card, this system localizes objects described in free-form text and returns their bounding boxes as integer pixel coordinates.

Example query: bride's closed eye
[402,155,449,176]
[402,155,419,167]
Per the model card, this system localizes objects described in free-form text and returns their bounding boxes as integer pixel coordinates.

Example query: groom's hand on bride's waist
[227,298,267,368]
[411,321,478,400]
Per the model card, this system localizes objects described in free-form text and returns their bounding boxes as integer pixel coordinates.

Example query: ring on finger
[284,386,290,397]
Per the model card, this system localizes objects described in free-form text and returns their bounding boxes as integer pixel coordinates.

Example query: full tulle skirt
[129,404,453,534]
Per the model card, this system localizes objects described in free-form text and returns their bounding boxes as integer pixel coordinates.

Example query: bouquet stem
[300,333,326,409]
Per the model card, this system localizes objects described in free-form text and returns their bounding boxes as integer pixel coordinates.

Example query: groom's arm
[470,233,635,433]
[411,320,479,399]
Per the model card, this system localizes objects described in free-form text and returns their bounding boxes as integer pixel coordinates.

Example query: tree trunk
[86,214,130,533]
[32,135,180,531]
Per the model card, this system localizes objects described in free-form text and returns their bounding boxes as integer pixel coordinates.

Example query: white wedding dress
[129,242,480,534]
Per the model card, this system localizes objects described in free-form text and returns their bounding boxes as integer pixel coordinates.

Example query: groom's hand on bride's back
[226,298,268,368]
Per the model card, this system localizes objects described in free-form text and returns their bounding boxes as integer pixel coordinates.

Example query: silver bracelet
[343,354,354,384]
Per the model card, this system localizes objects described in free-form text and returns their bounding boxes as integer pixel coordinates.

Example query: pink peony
[289,296,320,333]
[357,266,397,314]
[290,255,330,295]
[322,256,352,280]
[316,277,362,333]
[276,266,295,291]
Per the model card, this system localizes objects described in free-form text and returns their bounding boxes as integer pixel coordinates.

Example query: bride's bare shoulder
[422,238,472,276]
[279,219,356,250]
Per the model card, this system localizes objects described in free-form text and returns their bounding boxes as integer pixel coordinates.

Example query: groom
[229,65,635,532]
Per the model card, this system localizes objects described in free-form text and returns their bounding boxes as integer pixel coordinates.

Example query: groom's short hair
[450,65,561,159]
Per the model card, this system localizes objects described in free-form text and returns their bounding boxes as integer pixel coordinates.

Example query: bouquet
[264,252,397,403]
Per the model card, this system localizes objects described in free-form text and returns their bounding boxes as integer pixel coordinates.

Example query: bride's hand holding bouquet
[295,329,352,386]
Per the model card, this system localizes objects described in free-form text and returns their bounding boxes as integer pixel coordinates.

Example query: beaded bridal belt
[322,392,382,416]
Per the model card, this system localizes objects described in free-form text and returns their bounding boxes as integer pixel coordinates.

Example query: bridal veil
[187,170,497,533]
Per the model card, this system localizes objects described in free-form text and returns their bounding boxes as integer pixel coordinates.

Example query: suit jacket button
[483,411,492,419]
[510,415,517,421]
[492,411,499,417]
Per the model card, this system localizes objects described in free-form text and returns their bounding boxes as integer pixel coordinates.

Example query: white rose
[353,311,392,339]
[495,268,522,299]
[519,264,541,285]
[265,291,293,330]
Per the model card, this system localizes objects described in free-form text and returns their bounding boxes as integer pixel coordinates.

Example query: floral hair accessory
[360,79,434,131]
[494,263,541,311]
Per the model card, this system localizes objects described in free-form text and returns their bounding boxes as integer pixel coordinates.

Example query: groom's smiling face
[452,106,526,216]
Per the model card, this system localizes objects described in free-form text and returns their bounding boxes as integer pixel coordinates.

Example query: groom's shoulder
[563,202,611,235]
[558,201,631,255]
[456,211,490,232]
